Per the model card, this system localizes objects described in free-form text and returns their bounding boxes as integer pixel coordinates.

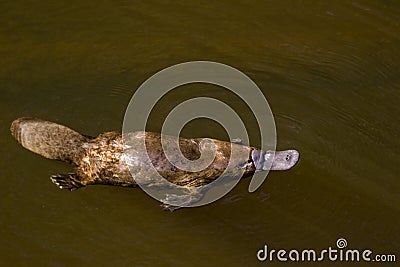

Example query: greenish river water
[1,1,399,266]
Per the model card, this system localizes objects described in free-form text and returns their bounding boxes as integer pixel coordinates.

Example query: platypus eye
[285,154,291,161]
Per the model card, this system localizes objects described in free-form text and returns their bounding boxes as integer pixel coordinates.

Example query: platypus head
[252,149,299,171]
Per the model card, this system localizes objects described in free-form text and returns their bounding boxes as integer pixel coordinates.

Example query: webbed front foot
[160,203,181,212]
[159,192,203,211]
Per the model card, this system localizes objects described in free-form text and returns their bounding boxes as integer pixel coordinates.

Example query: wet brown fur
[11,118,256,189]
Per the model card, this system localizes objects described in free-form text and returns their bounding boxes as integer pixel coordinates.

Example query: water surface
[1,1,399,266]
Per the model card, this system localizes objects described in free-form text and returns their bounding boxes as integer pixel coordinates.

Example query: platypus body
[11,118,299,208]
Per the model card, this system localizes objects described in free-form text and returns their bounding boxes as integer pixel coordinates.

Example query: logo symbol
[122,61,276,207]
[336,238,348,249]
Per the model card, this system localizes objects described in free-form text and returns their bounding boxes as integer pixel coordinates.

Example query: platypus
[10,117,299,209]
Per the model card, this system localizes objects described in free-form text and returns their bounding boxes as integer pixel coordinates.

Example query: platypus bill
[10,117,299,209]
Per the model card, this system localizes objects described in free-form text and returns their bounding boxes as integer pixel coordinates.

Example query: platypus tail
[10,117,89,165]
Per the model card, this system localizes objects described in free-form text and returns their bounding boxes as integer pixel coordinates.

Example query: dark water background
[1,1,399,266]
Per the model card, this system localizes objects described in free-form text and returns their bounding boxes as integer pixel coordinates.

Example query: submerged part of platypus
[10,118,299,208]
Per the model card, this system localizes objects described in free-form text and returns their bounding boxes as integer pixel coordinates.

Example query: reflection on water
[1,1,399,266]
